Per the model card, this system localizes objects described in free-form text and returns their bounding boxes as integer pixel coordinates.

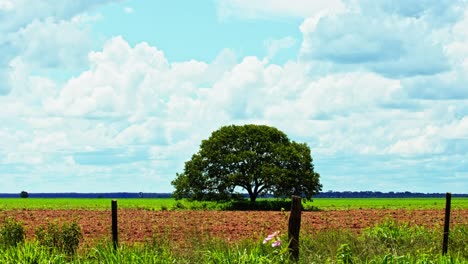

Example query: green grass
[0,219,467,263]
[0,198,179,210]
[0,197,467,210]
[305,197,468,210]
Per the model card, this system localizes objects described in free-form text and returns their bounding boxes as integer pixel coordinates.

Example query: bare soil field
[2,209,467,245]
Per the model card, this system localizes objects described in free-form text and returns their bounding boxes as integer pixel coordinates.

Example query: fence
[110,193,454,260]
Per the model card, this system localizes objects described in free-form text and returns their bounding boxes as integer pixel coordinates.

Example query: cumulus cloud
[0,0,115,32]
[2,2,468,192]
[299,3,456,78]
[11,17,93,69]
[353,0,464,25]
[40,36,466,161]
[399,8,468,99]
[0,0,116,94]
[402,72,468,99]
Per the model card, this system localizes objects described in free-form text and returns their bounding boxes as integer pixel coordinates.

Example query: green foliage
[448,225,468,259]
[0,218,466,263]
[87,242,177,264]
[362,218,437,257]
[19,191,29,198]
[222,200,303,211]
[0,242,72,263]
[300,221,468,263]
[336,244,354,264]
[35,220,83,255]
[0,217,25,248]
[172,124,322,202]
[202,239,290,264]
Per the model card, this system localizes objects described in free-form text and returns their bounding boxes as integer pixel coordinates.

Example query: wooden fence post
[288,195,302,261]
[112,200,118,250]
[442,192,451,255]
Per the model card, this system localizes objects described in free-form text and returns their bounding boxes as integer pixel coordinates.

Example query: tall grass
[0,217,467,263]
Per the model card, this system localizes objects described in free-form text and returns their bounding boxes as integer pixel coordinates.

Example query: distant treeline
[0,191,466,198]
[0,192,172,198]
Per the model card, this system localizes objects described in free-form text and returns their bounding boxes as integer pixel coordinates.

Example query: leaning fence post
[112,200,118,250]
[442,192,451,255]
[288,195,302,261]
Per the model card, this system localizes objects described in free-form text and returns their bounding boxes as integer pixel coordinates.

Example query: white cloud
[11,17,93,69]
[123,7,134,14]
[0,0,115,94]
[0,0,13,11]
[400,8,468,99]
[115,118,169,145]
[5,152,44,165]
[44,37,167,117]
[2,1,468,193]
[0,0,115,32]
[442,116,468,138]
[353,0,464,25]
[264,37,296,60]
[216,0,346,20]
[300,12,450,78]
[265,72,402,120]
[388,134,445,156]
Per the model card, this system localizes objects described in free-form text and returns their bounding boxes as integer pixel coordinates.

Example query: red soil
[2,209,467,245]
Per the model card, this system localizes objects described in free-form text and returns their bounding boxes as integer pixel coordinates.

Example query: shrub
[35,220,83,255]
[224,200,296,211]
[0,217,25,248]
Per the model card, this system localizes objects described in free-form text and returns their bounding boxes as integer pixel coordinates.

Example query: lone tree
[19,191,29,198]
[172,124,322,202]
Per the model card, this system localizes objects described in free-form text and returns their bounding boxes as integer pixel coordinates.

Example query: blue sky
[0,0,467,194]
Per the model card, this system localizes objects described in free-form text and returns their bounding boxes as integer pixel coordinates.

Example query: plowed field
[2,209,467,245]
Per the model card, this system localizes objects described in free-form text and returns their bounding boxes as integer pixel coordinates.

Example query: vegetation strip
[1,197,468,210]
[0,216,467,263]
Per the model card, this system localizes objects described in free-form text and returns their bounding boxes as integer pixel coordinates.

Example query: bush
[35,220,83,255]
[223,200,297,211]
[19,191,29,198]
[0,217,25,248]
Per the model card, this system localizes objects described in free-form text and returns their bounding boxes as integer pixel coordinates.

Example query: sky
[0,0,467,194]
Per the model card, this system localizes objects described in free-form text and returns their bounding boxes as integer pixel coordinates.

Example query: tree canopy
[171,124,322,202]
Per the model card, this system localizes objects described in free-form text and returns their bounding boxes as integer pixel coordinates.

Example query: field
[1,197,468,210]
[1,198,467,263]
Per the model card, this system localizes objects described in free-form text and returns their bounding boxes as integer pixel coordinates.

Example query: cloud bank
[0,0,467,193]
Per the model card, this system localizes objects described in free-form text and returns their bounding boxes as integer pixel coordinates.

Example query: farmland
[1,197,467,210]
[0,197,467,263]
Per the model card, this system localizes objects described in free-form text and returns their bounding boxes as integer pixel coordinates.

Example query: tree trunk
[249,193,257,203]
[245,185,257,203]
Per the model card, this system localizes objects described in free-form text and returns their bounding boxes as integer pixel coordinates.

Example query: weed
[336,243,353,264]
[35,220,83,255]
[0,217,25,248]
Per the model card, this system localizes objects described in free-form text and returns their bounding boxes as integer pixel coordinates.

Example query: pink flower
[271,240,282,247]
[263,237,272,244]
[263,231,281,247]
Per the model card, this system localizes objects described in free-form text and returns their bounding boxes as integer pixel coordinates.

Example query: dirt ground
[2,209,467,245]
